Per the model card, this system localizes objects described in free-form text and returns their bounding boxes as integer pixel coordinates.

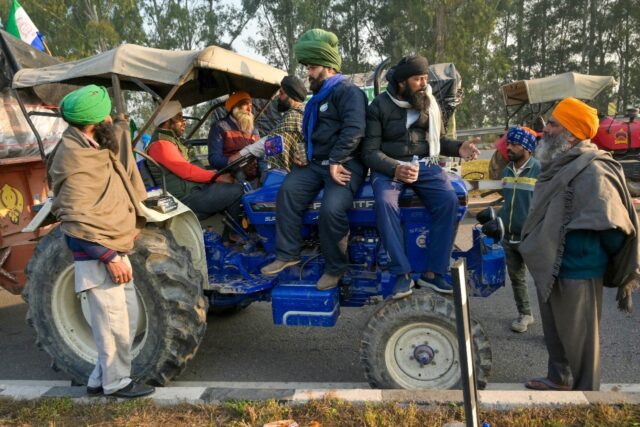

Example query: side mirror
[476,207,496,225]
[481,217,504,244]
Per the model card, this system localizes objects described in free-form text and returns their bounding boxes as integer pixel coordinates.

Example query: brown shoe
[316,273,341,290]
[260,259,300,275]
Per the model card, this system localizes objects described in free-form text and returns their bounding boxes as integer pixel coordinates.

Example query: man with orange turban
[519,97,639,391]
[208,91,260,181]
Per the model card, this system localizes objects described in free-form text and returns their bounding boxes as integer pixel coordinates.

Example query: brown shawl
[49,120,147,252]
[519,141,640,311]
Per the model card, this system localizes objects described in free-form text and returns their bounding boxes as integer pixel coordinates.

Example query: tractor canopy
[500,72,616,129]
[12,43,287,108]
[501,72,616,107]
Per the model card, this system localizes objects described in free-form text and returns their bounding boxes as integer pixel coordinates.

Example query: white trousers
[75,259,138,394]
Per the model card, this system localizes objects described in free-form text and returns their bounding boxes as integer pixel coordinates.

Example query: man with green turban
[261,29,368,291]
[49,84,155,398]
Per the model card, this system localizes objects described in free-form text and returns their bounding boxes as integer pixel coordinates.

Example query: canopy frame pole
[132,65,194,146]
[185,101,225,140]
[111,74,125,118]
[131,78,162,103]
[0,32,47,160]
[254,89,279,121]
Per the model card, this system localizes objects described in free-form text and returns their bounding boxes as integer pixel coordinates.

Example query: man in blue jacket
[261,29,367,290]
[498,126,540,332]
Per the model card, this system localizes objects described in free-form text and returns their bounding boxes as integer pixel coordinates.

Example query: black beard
[94,122,117,153]
[507,149,525,163]
[309,76,324,92]
[277,98,291,112]
[403,84,430,111]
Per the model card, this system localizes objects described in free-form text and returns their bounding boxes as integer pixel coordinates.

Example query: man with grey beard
[520,97,639,391]
[208,91,261,181]
[534,127,573,165]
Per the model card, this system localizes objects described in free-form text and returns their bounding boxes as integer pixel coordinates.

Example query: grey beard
[535,132,572,165]
[232,108,255,133]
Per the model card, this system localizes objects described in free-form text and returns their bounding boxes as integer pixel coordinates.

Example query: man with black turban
[48,85,155,398]
[238,75,307,173]
[261,29,368,291]
[362,55,480,298]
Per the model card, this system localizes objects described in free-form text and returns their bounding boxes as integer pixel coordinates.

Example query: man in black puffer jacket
[363,55,480,298]
[260,29,368,291]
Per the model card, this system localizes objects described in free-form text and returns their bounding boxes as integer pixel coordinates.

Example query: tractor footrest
[272,281,340,327]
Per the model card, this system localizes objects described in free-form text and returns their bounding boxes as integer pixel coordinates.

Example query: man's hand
[215,173,235,184]
[459,137,481,161]
[228,152,242,163]
[293,150,308,167]
[329,163,352,186]
[394,163,419,183]
[106,255,133,285]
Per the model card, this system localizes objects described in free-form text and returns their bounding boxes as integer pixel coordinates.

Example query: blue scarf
[302,74,346,161]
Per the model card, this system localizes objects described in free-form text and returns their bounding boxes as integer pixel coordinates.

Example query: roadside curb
[1,382,639,408]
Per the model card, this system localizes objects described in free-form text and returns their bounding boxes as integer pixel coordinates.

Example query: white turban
[153,100,183,127]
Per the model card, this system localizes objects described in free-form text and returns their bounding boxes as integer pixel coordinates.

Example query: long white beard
[232,108,255,133]
[535,132,572,165]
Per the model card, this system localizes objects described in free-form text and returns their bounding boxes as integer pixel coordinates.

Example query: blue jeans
[275,160,365,274]
[371,162,458,275]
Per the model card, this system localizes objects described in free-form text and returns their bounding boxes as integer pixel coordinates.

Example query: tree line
[1,0,638,129]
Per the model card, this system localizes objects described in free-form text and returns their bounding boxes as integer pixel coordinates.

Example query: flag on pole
[6,0,45,51]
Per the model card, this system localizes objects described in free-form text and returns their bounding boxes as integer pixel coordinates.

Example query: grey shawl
[519,141,640,312]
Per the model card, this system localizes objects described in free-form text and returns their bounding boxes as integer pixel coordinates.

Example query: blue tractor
[19,43,505,390]
[196,151,504,389]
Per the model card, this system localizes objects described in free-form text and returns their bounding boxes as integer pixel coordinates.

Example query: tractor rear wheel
[24,226,207,386]
[360,289,491,389]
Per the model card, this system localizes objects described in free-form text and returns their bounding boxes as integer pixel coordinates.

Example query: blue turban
[507,126,537,152]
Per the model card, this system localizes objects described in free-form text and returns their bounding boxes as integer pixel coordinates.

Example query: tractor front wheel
[360,289,491,390]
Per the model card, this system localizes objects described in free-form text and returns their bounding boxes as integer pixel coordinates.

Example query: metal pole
[132,65,194,146]
[111,74,125,117]
[0,31,48,160]
[451,258,480,427]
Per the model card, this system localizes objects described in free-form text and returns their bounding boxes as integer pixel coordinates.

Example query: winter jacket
[146,129,204,200]
[307,80,367,165]
[362,87,462,177]
[208,115,260,179]
[498,157,541,242]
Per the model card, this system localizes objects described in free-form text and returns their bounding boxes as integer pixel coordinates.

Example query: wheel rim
[384,322,460,389]
[51,265,149,364]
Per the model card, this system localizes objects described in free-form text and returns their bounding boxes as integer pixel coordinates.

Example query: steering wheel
[210,153,254,183]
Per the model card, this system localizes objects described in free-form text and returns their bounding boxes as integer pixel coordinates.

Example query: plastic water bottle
[411,154,420,167]
[482,421,491,427]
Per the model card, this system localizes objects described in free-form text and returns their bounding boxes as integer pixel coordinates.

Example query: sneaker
[86,385,103,396]
[109,381,155,398]
[260,259,300,275]
[316,273,341,290]
[418,273,453,294]
[391,274,414,299]
[511,314,534,333]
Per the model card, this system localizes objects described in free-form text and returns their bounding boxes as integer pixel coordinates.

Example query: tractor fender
[23,191,208,284]
[140,195,207,284]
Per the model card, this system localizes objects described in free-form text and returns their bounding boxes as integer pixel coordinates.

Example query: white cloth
[76,258,138,394]
[386,85,442,163]
[153,100,182,127]
[239,135,267,158]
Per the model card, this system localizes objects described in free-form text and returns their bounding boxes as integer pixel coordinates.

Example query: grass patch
[461,159,490,180]
[0,398,638,426]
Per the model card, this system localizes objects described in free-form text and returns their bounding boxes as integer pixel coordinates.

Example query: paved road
[1,218,639,386]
